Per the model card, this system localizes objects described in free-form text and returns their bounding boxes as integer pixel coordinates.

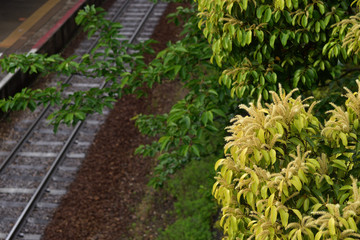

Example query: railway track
[0,0,168,239]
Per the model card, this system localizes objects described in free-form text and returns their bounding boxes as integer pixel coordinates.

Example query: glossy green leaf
[263,7,272,23]
[280,31,289,46]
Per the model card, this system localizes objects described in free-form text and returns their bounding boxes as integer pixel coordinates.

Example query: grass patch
[157,157,219,240]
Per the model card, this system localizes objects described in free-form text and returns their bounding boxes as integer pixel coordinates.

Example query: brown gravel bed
[42,2,188,240]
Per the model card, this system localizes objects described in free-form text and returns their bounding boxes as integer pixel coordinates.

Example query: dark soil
[42,2,188,240]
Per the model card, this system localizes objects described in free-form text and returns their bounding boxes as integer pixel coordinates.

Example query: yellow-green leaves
[270,34,277,48]
[290,175,302,191]
[317,2,325,15]
[331,159,347,172]
[279,208,289,227]
[213,84,360,240]
[270,205,278,224]
[275,0,285,10]
[239,147,248,167]
[270,149,277,164]
[348,217,357,232]
[339,132,348,146]
[255,29,264,43]
[245,30,252,45]
[328,217,336,235]
[292,208,303,221]
[239,0,248,11]
[263,7,272,23]
[261,185,268,199]
[258,128,266,143]
[215,158,226,170]
[301,15,308,28]
[280,31,290,46]
[298,169,308,184]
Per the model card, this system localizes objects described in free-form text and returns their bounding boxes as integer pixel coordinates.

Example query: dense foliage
[213,84,360,239]
[203,0,360,239]
[196,0,360,114]
[132,5,241,186]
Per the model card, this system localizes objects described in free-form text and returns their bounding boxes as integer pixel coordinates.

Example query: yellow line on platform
[0,0,61,48]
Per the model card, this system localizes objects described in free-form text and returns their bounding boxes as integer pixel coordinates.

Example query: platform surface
[0,0,88,87]
[0,0,49,42]
[0,0,81,55]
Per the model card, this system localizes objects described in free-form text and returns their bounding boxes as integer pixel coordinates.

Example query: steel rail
[0,0,132,175]
[5,1,156,239]
[128,3,156,44]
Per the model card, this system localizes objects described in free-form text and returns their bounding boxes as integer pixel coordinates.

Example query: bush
[158,158,218,240]
[197,0,360,114]
[133,3,242,186]
[213,82,360,239]
[158,215,213,240]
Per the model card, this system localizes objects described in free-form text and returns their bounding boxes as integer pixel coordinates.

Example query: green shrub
[197,0,360,112]
[213,82,360,239]
[165,155,215,199]
[158,159,218,240]
[133,3,243,186]
[158,215,213,240]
